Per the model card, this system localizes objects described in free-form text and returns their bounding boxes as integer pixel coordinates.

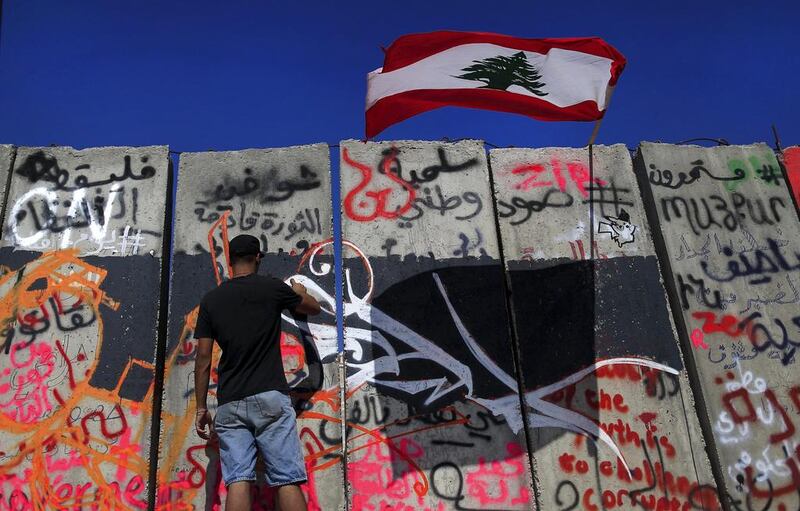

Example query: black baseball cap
[228,234,264,257]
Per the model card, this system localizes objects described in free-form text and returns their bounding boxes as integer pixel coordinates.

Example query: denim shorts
[215,390,307,487]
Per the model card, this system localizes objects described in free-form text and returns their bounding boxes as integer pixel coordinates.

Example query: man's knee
[276,484,307,511]
[225,481,253,511]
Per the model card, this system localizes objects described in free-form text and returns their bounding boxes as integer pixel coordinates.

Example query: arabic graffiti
[396,185,483,226]
[639,142,800,510]
[15,151,157,191]
[342,145,480,223]
[197,165,321,206]
[725,153,785,191]
[699,238,800,286]
[390,146,479,186]
[193,203,323,244]
[648,159,746,190]
[6,149,165,256]
[495,157,635,232]
[342,147,417,222]
[497,190,574,225]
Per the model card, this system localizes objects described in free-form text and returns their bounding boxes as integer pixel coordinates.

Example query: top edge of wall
[340,138,485,146]
[488,143,628,153]
[637,141,771,150]
[177,142,330,157]
[14,144,170,154]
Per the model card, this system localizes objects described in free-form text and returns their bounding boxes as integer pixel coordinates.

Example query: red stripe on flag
[366,88,605,139]
[381,30,626,85]
[784,147,800,209]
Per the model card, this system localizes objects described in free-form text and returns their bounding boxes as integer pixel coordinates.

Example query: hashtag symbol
[582,181,634,218]
[118,226,146,256]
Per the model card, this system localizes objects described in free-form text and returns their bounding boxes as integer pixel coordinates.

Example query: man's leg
[225,481,252,511]
[215,399,257,511]
[253,392,308,510]
[276,484,306,511]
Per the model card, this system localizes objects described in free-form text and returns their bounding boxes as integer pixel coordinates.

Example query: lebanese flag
[365,31,626,138]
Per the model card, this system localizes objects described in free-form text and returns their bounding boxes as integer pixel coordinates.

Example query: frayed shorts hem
[224,476,256,487]
[267,477,308,488]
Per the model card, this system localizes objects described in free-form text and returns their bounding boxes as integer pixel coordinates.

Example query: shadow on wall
[338,255,686,508]
[509,256,699,510]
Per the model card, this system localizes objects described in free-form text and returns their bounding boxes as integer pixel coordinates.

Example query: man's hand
[195,408,216,440]
[290,279,307,294]
[289,279,321,315]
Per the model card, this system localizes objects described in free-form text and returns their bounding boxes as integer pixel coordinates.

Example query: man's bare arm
[194,337,215,439]
[290,280,322,315]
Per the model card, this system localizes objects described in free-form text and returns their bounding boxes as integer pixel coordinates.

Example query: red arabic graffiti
[343,147,415,222]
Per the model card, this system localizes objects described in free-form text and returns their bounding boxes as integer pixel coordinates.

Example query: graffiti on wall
[3,140,800,510]
[639,142,800,510]
[339,139,535,510]
[7,151,161,256]
[158,145,343,510]
[0,146,168,510]
[491,145,721,511]
[490,146,642,263]
[177,147,329,256]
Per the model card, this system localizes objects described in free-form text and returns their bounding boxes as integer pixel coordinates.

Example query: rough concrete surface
[174,144,330,255]
[2,139,799,511]
[491,144,654,262]
[0,145,170,509]
[637,142,800,510]
[160,144,343,510]
[0,145,15,223]
[491,145,720,510]
[340,139,498,259]
[340,139,536,510]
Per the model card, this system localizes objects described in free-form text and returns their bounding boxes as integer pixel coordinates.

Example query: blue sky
[1,1,798,151]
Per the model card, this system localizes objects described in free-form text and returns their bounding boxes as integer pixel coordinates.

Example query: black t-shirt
[194,273,302,406]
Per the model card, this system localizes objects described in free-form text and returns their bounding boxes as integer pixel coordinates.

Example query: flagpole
[587,85,616,260]
[588,143,596,260]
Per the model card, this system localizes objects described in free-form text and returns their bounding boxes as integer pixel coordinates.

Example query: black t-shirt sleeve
[275,279,303,311]
[194,300,216,339]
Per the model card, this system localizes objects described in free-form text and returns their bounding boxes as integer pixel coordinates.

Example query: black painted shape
[88,254,161,397]
[118,363,155,402]
[509,255,683,390]
[594,256,683,371]
[364,263,518,410]
[509,258,596,391]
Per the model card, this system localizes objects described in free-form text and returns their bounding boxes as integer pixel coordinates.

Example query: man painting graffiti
[193,234,321,511]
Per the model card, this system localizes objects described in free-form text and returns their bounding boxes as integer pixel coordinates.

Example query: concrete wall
[160,144,342,510]
[0,145,170,509]
[2,139,800,510]
[782,146,800,213]
[339,139,535,510]
[490,144,720,510]
[0,145,14,219]
[635,142,800,510]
